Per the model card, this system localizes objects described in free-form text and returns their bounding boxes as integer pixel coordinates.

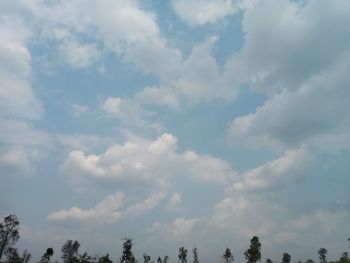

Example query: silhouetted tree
[266,259,273,263]
[120,239,136,263]
[98,254,112,263]
[340,253,348,262]
[244,236,261,263]
[281,253,291,263]
[319,248,327,263]
[20,249,31,263]
[178,247,187,263]
[61,240,80,263]
[40,248,54,263]
[6,247,20,263]
[79,252,95,263]
[305,259,314,263]
[163,256,169,263]
[143,254,151,263]
[0,215,20,260]
[222,248,234,263]
[193,248,199,263]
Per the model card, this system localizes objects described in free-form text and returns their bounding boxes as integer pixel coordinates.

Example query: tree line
[1,215,350,263]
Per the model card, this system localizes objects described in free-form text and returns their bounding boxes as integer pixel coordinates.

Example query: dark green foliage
[222,248,234,263]
[143,254,151,263]
[0,215,20,260]
[319,248,327,263]
[79,252,95,263]
[61,240,80,263]
[120,239,136,263]
[281,253,291,263]
[178,247,187,263]
[192,248,199,263]
[5,248,20,263]
[40,248,54,263]
[98,254,112,263]
[266,259,273,263]
[244,236,261,263]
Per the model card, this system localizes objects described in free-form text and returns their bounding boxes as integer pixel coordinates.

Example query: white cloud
[231,147,314,192]
[59,40,100,68]
[135,86,180,109]
[0,119,49,146]
[60,133,234,190]
[171,0,241,26]
[0,16,43,120]
[47,191,166,224]
[166,192,183,211]
[0,148,36,176]
[149,217,201,239]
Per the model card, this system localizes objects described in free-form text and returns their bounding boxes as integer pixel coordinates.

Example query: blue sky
[1,0,350,262]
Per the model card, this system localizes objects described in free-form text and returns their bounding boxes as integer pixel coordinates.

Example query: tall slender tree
[193,248,199,263]
[40,248,54,263]
[222,248,234,263]
[120,239,136,263]
[0,215,20,260]
[319,248,327,263]
[178,247,188,263]
[244,236,261,263]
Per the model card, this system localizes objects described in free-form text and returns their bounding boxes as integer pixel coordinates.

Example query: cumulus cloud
[171,0,241,26]
[226,0,350,153]
[149,217,201,239]
[166,192,183,211]
[0,148,36,176]
[231,147,314,192]
[0,16,43,120]
[58,40,101,69]
[48,191,166,224]
[60,133,234,190]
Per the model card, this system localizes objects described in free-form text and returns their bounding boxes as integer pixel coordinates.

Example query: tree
[6,247,20,263]
[305,259,314,263]
[61,240,80,263]
[266,259,273,263]
[319,248,327,263]
[244,236,261,263]
[157,257,162,263]
[98,254,113,263]
[120,238,136,263]
[40,248,54,263]
[178,247,187,263]
[281,253,291,263]
[0,215,20,260]
[79,252,95,263]
[193,248,199,263]
[21,249,32,263]
[222,248,234,263]
[143,254,151,263]
[163,256,169,263]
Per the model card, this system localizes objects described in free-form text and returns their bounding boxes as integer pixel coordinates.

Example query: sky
[1,0,350,262]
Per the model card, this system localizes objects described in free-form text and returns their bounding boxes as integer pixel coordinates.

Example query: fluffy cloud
[58,40,101,68]
[60,133,234,190]
[231,147,314,192]
[0,16,42,120]
[0,148,36,176]
[166,192,183,211]
[171,0,241,26]
[48,191,166,224]
[227,0,350,152]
